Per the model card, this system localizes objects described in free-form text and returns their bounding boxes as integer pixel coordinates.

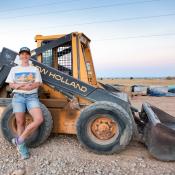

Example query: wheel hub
[91,117,118,140]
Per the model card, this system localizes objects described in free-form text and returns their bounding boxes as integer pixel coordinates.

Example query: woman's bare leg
[15,112,25,136]
[19,108,43,140]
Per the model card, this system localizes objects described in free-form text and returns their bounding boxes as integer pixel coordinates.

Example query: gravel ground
[0,135,175,175]
[0,97,175,175]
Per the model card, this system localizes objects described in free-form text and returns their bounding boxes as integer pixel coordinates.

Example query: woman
[5,47,43,159]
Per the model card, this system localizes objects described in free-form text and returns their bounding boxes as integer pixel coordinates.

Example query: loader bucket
[141,103,175,161]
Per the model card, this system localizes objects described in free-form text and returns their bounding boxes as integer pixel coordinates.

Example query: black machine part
[140,103,175,161]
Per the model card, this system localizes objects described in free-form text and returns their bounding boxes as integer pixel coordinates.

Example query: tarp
[148,86,175,97]
[168,85,175,93]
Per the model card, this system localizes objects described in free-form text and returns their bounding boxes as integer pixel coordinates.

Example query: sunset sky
[0,0,175,77]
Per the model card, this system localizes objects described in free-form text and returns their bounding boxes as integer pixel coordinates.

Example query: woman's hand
[10,82,41,91]
[18,82,41,91]
[21,83,33,90]
[9,83,25,89]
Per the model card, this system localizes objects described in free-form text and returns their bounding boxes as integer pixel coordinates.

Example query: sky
[0,0,175,77]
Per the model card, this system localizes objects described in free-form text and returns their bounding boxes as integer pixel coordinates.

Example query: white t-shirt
[5,65,42,94]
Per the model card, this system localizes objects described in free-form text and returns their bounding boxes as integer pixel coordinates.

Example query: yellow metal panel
[72,34,79,79]
[35,34,66,41]
[84,46,97,86]
[52,48,58,69]
[78,41,89,83]
[49,108,80,134]
[40,84,66,99]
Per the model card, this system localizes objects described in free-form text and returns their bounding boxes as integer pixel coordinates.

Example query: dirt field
[98,78,175,86]
[131,96,175,116]
[0,96,175,175]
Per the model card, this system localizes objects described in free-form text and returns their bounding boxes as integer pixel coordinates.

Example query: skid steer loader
[0,32,174,161]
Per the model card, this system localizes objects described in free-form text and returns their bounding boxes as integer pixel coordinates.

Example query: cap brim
[19,51,31,55]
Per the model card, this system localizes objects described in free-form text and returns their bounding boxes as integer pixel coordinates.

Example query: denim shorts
[12,93,40,113]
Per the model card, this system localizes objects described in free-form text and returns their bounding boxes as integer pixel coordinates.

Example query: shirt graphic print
[15,72,36,83]
[5,65,42,94]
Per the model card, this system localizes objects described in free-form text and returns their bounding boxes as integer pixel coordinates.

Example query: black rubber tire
[0,103,53,148]
[76,101,133,154]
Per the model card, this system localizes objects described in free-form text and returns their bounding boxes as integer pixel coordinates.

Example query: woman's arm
[9,82,42,91]
[27,82,42,90]
[18,82,42,91]
[9,83,25,89]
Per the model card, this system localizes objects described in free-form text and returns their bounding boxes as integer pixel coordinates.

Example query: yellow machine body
[34,32,97,134]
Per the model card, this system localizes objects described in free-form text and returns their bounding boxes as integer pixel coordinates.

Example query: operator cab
[35,33,97,86]
[41,40,72,76]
